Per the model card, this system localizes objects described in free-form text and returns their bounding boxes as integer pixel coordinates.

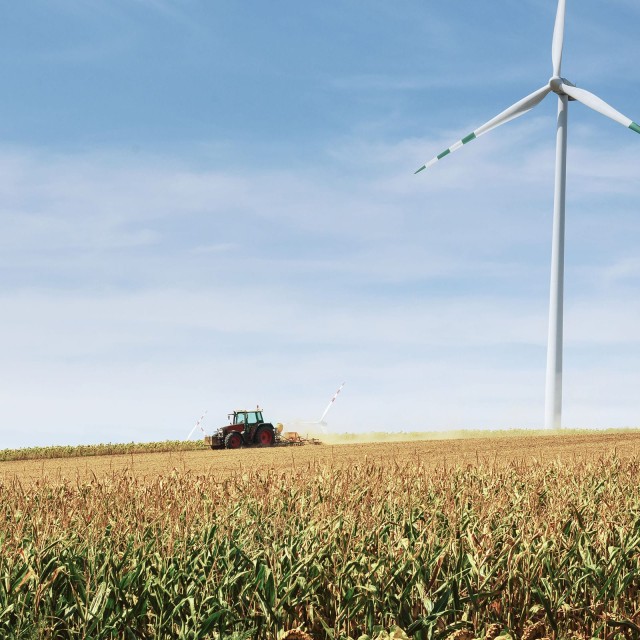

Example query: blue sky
[1,1,640,447]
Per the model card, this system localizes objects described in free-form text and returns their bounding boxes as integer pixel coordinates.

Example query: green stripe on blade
[630,122,640,134]
[415,165,426,174]
[437,149,451,160]
[462,133,476,144]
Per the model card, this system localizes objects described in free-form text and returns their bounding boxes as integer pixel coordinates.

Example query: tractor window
[246,412,259,424]
[234,413,246,425]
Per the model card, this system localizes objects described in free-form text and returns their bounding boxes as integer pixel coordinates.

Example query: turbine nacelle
[549,76,575,96]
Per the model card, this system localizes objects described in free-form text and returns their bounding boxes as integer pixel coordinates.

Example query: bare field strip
[3,430,640,484]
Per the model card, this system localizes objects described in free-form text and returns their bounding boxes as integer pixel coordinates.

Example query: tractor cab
[230,410,264,426]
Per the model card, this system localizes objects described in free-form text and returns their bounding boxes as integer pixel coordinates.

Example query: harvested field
[2,430,640,484]
[2,430,640,639]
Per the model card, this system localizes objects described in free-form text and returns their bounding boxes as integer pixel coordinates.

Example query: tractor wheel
[224,432,243,449]
[254,425,275,447]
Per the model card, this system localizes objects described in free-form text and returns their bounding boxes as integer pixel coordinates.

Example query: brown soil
[2,431,639,485]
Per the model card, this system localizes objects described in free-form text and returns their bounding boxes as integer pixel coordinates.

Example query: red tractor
[204,409,277,450]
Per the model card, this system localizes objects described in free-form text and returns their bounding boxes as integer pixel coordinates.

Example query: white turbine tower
[415,0,639,429]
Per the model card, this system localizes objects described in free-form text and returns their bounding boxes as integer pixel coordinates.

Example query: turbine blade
[552,0,567,76]
[561,83,640,133]
[416,85,551,173]
[319,382,345,423]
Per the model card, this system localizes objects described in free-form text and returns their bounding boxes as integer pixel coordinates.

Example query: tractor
[204,408,278,450]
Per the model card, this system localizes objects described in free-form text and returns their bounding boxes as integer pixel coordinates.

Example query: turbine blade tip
[414,165,426,174]
[630,122,640,135]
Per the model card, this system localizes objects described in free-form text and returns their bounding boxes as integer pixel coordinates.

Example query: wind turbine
[415,0,639,429]
[318,382,345,426]
[295,382,346,432]
[186,410,208,440]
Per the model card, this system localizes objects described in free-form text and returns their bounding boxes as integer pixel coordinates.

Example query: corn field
[0,440,207,463]
[2,454,640,639]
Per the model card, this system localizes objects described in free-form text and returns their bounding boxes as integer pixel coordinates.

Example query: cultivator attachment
[277,431,322,446]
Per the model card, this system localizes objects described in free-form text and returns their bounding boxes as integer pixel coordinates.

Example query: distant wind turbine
[296,382,346,432]
[318,382,345,425]
[415,0,639,429]
[186,410,208,440]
